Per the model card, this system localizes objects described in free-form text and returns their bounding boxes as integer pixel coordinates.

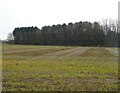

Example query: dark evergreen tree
[12,21,118,47]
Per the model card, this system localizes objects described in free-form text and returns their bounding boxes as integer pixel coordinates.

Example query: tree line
[12,20,119,47]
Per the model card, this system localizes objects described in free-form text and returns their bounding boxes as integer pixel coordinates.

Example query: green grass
[2,44,118,91]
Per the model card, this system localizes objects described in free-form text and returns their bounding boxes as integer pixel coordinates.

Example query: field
[2,44,118,91]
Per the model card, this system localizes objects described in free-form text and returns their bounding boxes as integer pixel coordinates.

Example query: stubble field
[2,44,118,91]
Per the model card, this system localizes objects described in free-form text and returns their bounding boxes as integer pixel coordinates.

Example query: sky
[0,0,119,40]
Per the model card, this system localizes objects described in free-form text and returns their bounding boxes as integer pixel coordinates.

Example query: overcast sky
[0,0,119,40]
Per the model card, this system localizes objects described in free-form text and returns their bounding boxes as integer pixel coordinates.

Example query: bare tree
[7,32,14,44]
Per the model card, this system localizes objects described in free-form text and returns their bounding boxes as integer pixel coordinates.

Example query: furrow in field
[65,47,90,57]
[44,47,78,56]
[45,47,90,57]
